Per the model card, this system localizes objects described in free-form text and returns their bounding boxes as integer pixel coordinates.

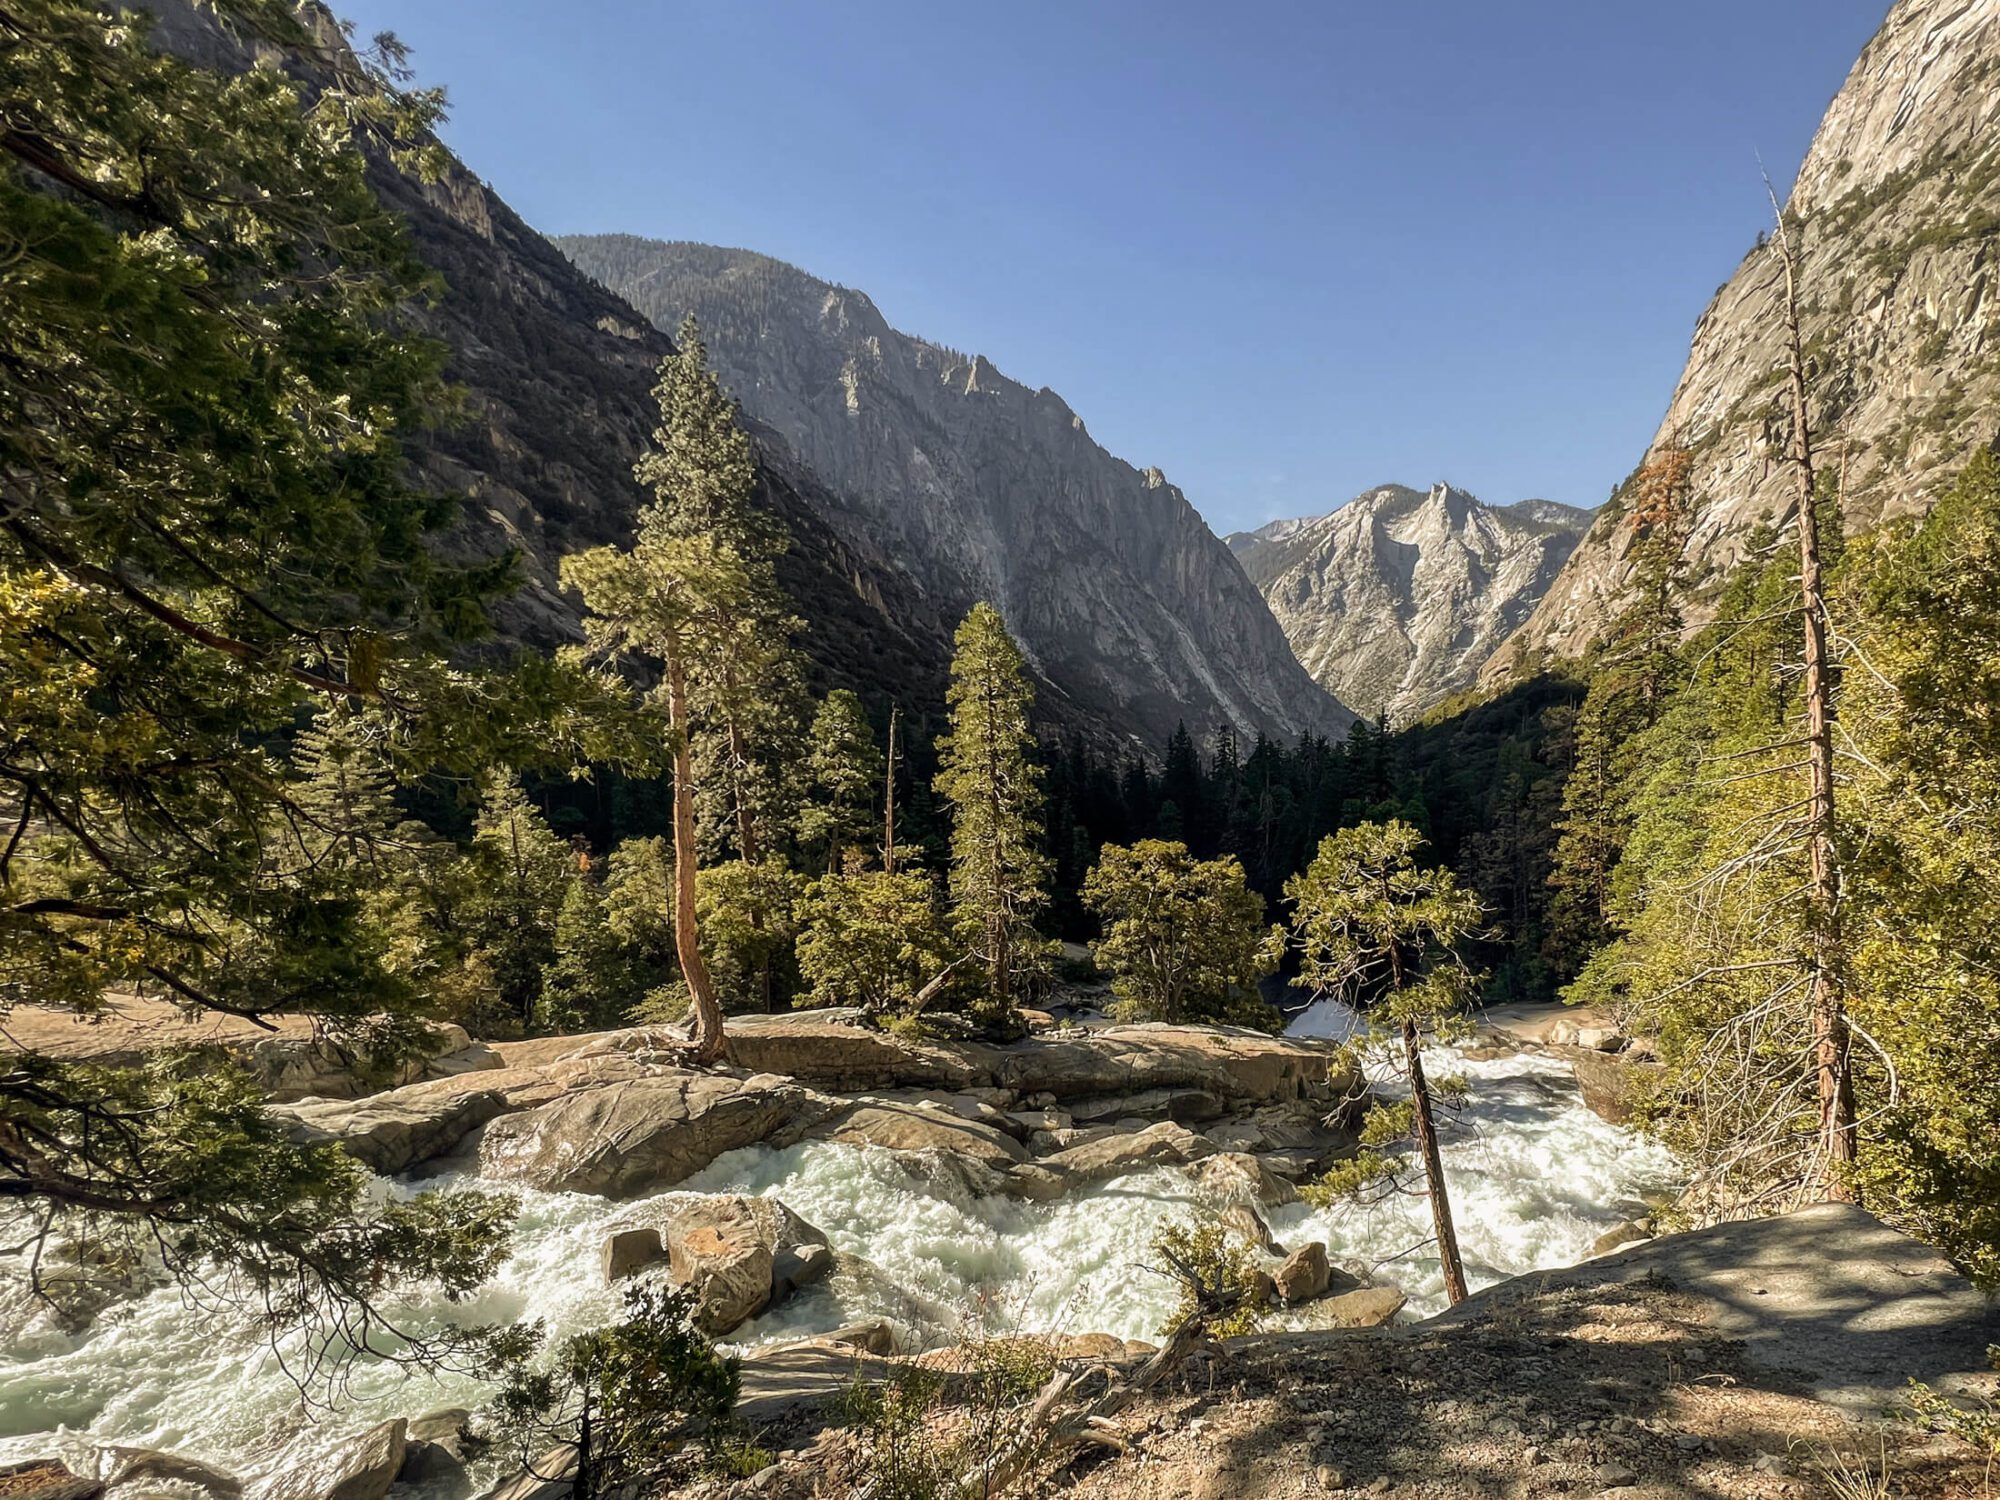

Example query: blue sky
[337,2,1885,533]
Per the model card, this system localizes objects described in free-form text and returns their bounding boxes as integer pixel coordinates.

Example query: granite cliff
[556,237,1350,748]
[1230,485,1589,720]
[1491,0,2000,675]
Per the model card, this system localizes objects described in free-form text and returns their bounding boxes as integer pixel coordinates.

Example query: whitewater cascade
[0,1035,1676,1488]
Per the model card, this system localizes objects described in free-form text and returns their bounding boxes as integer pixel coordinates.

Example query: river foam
[0,1041,1676,1486]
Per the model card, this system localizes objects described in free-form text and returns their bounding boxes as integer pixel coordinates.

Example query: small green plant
[1898,1346,2000,1484]
[705,1432,777,1480]
[1150,1215,1265,1339]
[827,1325,1061,1500]
[492,1281,740,1500]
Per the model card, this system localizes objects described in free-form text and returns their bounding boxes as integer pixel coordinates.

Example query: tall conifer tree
[934,603,1048,1020]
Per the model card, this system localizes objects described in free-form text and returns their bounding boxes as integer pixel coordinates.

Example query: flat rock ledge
[260,1014,1358,1204]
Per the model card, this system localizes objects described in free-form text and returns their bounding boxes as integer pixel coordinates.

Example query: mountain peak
[1234,483,1592,720]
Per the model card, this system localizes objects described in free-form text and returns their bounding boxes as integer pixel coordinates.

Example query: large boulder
[272,1086,508,1175]
[987,1025,1349,1109]
[1571,1050,1661,1126]
[809,1100,1026,1166]
[95,1447,242,1500]
[665,1196,831,1336]
[259,1419,405,1500]
[723,1014,1352,1109]
[472,1449,573,1500]
[477,1073,825,1198]
[717,1013,989,1093]
[1194,1150,1300,1208]
[1321,1285,1407,1327]
[1025,1120,1216,1191]
[602,1227,667,1282]
[1272,1242,1334,1303]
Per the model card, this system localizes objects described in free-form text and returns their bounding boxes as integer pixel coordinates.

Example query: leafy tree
[796,866,960,1016]
[493,1281,740,1500]
[1081,840,1277,1029]
[934,603,1050,1023]
[693,859,805,1013]
[0,0,651,1359]
[457,774,572,1034]
[798,690,884,872]
[1281,820,1482,1305]
[603,836,678,979]
[536,875,644,1033]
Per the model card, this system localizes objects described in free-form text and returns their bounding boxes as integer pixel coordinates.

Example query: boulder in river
[1273,1242,1330,1303]
[477,1073,828,1198]
[809,1099,1027,1166]
[1028,1119,1216,1190]
[1571,1049,1662,1126]
[259,1418,405,1500]
[1321,1284,1407,1327]
[1194,1150,1300,1208]
[602,1226,668,1282]
[96,1446,242,1500]
[665,1196,831,1336]
[272,1086,508,1175]
[0,1459,102,1500]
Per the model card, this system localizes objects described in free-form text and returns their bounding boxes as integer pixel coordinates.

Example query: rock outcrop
[664,1196,832,1336]
[1230,484,1589,719]
[258,1419,405,1500]
[475,1073,829,1199]
[556,236,1350,748]
[1490,0,2000,676]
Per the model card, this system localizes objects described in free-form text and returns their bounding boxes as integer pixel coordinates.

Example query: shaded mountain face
[141,1,969,734]
[555,237,1351,750]
[1228,485,1590,721]
[1491,0,2000,677]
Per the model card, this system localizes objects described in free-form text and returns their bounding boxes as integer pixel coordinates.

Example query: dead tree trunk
[1405,1018,1469,1305]
[1770,202,1857,1199]
[882,703,898,875]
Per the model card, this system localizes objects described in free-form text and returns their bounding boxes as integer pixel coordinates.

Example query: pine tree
[798,690,884,871]
[289,705,405,872]
[494,1281,740,1500]
[537,874,641,1033]
[0,0,587,1355]
[563,330,802,1060]
[463,774,573,1033]
[1281,820,1482,1305]
[934,603,1049,1022]
[1081,840,1277,1029]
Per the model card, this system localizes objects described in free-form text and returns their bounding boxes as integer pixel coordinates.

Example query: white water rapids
[0,1025,1677,1488]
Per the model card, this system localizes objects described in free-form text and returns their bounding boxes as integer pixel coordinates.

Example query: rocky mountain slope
[1229,485,1590,720]
[555,237,1350,748]
[1491,0,2000,676]
[142,2,981,739]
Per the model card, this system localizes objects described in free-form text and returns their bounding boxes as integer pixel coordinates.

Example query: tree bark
[1405,1018,1468,1305]
[1771,208,1857,1199]
[882,703,898,875]
[668,656,728,1064]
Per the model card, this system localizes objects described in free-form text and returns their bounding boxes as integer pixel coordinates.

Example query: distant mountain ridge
[1231,484,1591,721]
[556,236,1350,748]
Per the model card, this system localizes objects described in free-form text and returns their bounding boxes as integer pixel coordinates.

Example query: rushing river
[0,1032,1677,1488]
